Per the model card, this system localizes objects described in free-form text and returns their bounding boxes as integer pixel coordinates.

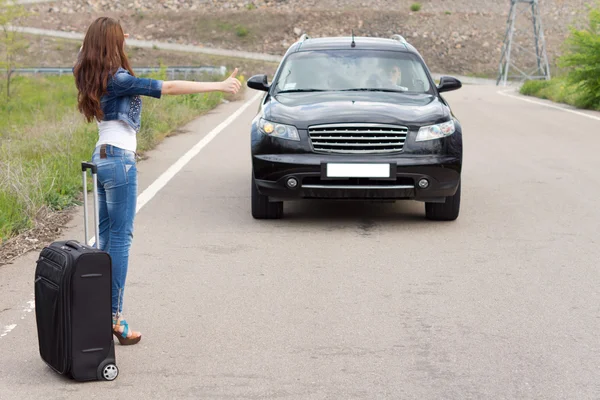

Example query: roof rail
[391,34,408,44]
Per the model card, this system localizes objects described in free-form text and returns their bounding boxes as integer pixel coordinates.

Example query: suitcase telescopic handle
[81,162,98,174]
[81,161,100,248]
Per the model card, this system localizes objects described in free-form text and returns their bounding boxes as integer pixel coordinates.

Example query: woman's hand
[161,68,242,96]
[220,68,241,94]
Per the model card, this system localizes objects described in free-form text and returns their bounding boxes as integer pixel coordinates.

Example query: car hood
[264,91,449,130]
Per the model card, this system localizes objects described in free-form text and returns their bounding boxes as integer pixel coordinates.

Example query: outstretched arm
[162,68,241,95]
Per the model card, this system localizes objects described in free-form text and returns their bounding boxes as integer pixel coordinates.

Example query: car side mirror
[437,76,462,93]
[247,74,270,92]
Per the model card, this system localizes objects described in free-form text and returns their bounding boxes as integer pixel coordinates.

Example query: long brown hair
[74,17,135,122]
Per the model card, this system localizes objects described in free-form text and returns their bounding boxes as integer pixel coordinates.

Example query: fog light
[286,178,298,188]
[418,179,429,189]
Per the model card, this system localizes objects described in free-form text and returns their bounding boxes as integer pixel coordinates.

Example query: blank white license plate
[326,163,390,178]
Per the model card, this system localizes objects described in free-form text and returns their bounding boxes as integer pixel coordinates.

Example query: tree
[558,2,600,109]
[0,0,29,100]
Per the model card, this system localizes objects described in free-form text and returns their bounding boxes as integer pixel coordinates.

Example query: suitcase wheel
[100,363,119,381]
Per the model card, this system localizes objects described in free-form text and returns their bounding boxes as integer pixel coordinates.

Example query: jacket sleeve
[111,70,163,99]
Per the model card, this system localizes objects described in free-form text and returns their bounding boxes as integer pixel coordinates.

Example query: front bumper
[253,153,461,202]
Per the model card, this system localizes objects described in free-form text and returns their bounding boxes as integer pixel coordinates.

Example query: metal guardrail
[11,66,228,79]
[10,67,503,87]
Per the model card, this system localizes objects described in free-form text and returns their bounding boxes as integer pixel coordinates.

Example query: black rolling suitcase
[34,162,118,382]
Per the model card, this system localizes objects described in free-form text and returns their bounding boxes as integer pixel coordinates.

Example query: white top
[96,120,137,152]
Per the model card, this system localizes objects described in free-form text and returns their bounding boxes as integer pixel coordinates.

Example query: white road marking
[0,325,17,338]
[134,92,263,214]
[498,89,600,122]
[0,93,262,340]
[1,298,34,338]
[21,299,35,319]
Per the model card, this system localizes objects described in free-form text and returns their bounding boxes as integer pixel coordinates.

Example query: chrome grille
[308,123,408,154]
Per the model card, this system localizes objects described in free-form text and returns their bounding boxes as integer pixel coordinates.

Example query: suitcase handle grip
[81,162,97,174]
[65,240,83,250]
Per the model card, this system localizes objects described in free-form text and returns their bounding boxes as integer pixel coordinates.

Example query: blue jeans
[91,145,137,317]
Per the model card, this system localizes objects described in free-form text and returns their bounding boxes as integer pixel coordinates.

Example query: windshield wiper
[277,89,328,93]
[339,88,409,93]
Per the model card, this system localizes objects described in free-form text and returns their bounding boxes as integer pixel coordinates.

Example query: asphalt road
[1,85,599,399]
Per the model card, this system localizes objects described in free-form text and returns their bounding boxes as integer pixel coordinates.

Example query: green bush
[519,77,592,109]
[519,80,552,96]
[411,3,422,12]
[558,3,600,109]
[235,26,250,37]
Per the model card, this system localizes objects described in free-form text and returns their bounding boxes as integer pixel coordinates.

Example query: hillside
[18,0,589,77]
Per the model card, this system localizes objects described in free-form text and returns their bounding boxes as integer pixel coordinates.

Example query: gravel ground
[23,0,590,15]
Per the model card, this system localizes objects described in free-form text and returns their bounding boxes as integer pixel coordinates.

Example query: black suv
[247,34,463,220]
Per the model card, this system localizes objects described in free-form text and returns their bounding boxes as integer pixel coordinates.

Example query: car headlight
[258,118,300,141]
[415,120,455,141]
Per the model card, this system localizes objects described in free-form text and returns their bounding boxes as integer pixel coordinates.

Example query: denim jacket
[101,67,163,132]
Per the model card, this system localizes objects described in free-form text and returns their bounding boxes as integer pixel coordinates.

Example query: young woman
[73,17,241,345]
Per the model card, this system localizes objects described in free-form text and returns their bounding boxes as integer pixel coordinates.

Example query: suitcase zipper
[35,275,59,289]
[38,256,64,273]
[39,247,69,268]
[63,261,73,374]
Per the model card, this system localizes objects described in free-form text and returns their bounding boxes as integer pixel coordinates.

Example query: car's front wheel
[252,172,283,219]
[425,182,461,221]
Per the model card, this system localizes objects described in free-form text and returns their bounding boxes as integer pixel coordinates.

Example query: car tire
[252,173,283,219]
[425,182,461,221]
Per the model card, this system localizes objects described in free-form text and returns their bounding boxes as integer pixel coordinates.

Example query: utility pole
[496,0,551,86]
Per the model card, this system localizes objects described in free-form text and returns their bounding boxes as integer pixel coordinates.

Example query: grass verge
[519,78,600,112]
[0,68,246,245]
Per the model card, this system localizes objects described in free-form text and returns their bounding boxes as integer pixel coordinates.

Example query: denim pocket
[96,162,116,189]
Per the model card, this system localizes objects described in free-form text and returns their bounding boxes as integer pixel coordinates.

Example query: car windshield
[274,50,433,94]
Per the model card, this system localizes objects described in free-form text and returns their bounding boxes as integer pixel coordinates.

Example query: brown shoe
[112,317,142,345]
